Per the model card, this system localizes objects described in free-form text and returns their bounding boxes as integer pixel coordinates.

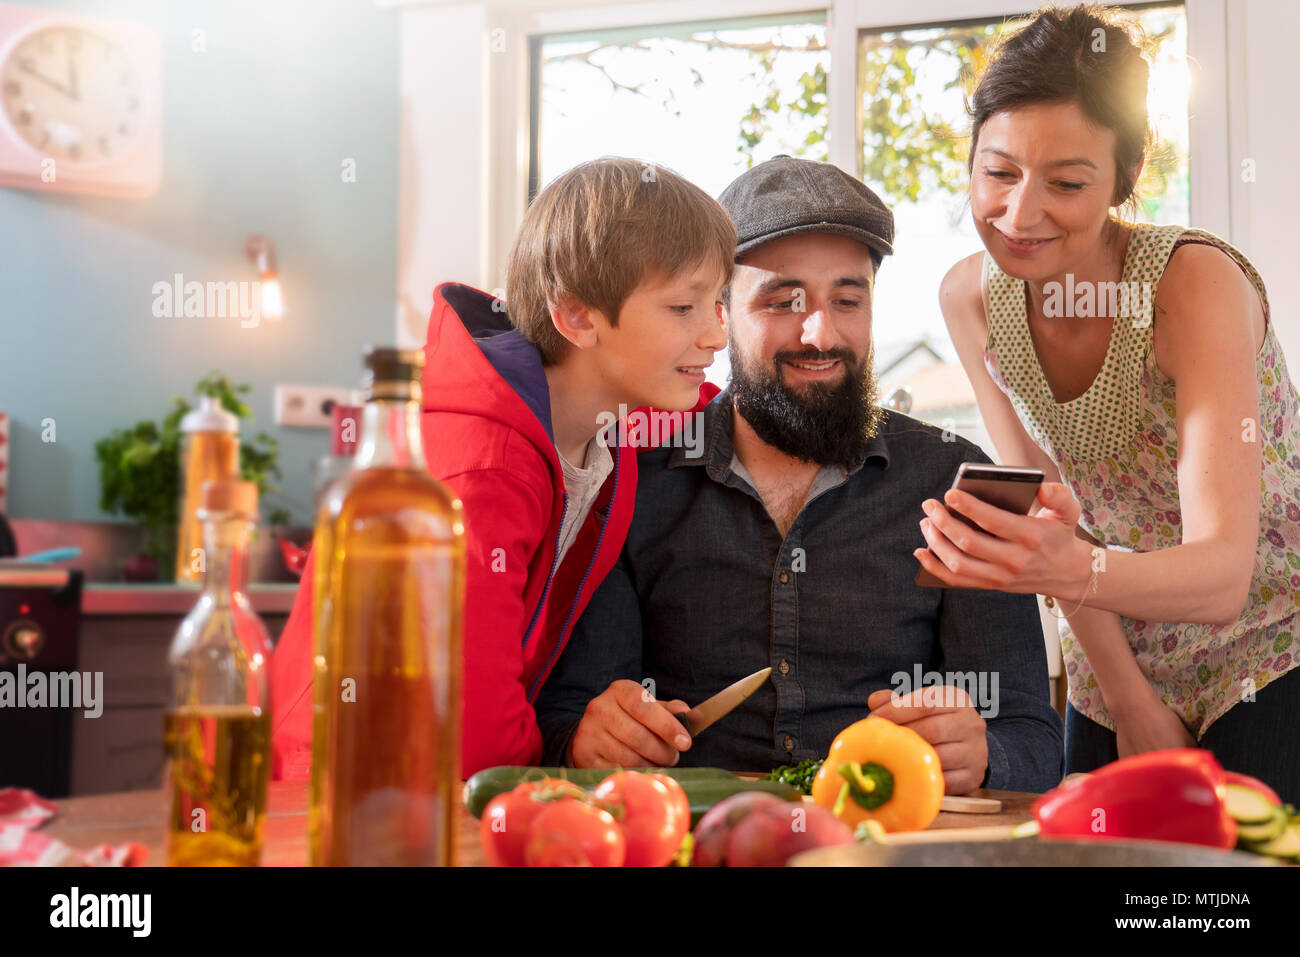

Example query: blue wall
[0,0,398,526]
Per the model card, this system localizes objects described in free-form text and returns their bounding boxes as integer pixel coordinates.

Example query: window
[532,13,830,386]
[534,14,829,199]
[527,5,1190,411]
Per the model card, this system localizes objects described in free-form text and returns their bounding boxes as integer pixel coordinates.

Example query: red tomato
[649,773,691,830]
[525,800,626,867]
[480,778,584,867]
[592,771,689,867]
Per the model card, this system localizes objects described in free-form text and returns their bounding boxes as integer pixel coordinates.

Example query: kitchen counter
[83,583,299,615]
[68,584,296,797]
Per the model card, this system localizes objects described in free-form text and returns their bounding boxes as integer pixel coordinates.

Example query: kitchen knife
[678,667,772,738]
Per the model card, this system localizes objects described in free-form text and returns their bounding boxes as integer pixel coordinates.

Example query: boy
[269,158,734,778]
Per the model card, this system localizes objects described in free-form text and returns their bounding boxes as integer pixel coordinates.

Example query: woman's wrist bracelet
[1044,546,1103,619]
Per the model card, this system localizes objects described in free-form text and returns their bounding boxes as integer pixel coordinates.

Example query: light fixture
[245,234,285,320]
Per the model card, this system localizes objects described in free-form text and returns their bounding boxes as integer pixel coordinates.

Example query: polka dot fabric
[982,222,1300,737]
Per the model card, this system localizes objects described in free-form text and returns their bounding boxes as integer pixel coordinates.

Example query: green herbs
[764,759,823,795]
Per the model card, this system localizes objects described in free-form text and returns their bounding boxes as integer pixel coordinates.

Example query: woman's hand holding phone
[913,479,1095,598]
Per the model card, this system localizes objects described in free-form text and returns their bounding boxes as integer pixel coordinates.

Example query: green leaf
[121,441,158,469]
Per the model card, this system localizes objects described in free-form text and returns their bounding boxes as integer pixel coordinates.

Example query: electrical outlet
[274,385,359,428]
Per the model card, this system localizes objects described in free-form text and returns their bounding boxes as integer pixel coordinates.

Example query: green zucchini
[1225,783,1279,825]
[1248,820,1300,860]
[463,765,800,825]
[1237,807,1288,845]
[681,779,803,826]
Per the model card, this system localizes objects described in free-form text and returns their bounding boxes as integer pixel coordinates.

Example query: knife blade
[678,667,772,738]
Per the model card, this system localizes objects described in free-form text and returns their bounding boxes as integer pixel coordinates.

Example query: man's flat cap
[718,154,894,263]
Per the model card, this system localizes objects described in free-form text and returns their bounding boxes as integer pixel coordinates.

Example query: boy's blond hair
[505,158,736,365]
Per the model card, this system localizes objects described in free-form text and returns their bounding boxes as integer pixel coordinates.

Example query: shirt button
[779,658,790,676]
[779,570,789,585]
[783,735,795,751]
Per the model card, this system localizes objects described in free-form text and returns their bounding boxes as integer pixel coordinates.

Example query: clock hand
[18,61,75,99]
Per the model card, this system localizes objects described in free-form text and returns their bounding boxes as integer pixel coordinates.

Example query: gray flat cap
[718,154,894,263]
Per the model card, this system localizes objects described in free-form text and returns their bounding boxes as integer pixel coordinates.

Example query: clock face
[1,26,142,164]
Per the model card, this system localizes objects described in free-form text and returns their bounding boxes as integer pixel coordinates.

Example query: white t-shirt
[555,435,614,566]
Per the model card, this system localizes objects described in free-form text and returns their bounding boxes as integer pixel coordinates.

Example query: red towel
[0,788,148,867]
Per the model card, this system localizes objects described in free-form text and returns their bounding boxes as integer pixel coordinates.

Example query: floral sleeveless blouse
[982,222,1300,737]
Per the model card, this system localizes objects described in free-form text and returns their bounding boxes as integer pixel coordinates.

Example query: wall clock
[0,3,161,198]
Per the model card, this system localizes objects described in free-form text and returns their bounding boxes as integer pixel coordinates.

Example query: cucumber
[1224,783,1279,825]
[464,765,737,814]
[1248,820,1300,860]
[463,765,799,824]
[1236,807,1288,844]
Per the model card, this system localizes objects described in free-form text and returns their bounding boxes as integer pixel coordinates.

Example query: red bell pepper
[1032,749,1237,850]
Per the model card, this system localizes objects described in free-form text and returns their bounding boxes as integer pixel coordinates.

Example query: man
[535,155,1063,793]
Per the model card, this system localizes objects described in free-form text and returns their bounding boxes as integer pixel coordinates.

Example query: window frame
[487,0,1229,291]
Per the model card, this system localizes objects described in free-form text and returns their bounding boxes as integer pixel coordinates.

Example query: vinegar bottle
[164,479,272,866]
[309,347,465,866]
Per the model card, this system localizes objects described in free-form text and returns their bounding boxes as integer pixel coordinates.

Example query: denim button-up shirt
[536,389,1064,792]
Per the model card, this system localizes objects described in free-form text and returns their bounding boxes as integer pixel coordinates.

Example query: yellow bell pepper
[810,716,944,832]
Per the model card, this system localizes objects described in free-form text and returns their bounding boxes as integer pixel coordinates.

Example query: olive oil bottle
[164,480,272,866]
[309,347,465,866]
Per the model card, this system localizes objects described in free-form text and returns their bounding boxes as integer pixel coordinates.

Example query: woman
[918,4,1300,801]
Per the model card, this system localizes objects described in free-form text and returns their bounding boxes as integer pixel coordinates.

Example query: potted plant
[94,373,292,582]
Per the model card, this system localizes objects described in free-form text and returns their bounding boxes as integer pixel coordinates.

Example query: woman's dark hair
[968,4,1153,219]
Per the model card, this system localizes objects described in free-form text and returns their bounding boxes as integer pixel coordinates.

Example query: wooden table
[39,781,1039,866]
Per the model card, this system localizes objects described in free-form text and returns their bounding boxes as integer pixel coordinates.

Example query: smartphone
[914,463,1045,588]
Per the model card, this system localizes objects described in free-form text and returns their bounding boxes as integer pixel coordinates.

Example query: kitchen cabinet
[69,584,294,795]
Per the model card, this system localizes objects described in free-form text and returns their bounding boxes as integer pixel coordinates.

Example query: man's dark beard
[730,343,884,469]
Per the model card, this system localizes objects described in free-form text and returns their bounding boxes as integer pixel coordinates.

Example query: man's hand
[568,679,693,768]
[867,687,988,794]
